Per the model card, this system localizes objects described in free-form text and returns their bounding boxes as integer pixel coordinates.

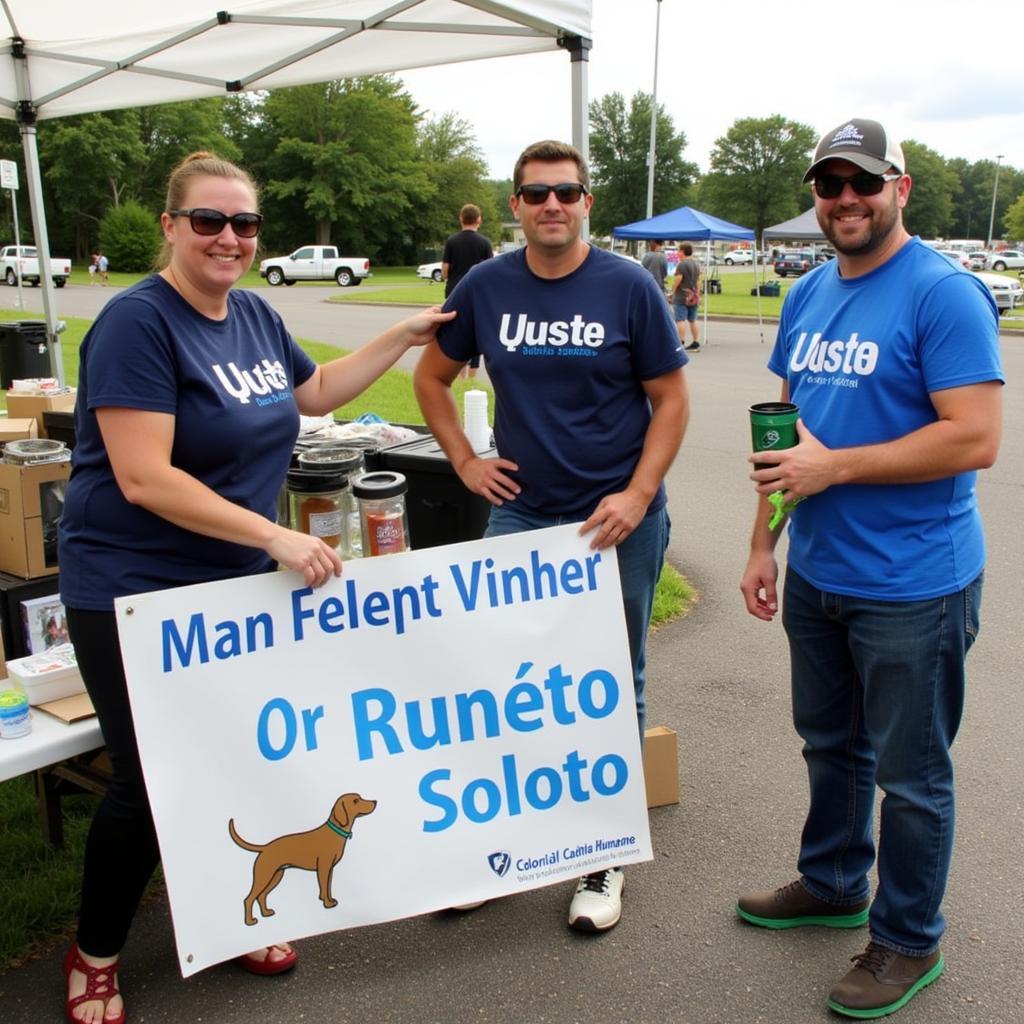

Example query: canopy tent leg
[18,126,64,382]
[703,240,711,346]
[12,38,66,384]
[753,241,764,344]
[563,34,591,241]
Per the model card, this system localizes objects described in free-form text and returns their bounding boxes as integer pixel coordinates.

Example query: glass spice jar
[286,467,350,556]
[353,471,409,556]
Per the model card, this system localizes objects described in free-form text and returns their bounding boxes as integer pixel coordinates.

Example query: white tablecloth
[0,709,103,782]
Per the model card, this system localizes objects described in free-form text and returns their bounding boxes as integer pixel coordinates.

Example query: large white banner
[115,524,651,977]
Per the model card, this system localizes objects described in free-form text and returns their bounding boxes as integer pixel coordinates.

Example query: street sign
[0,159,18,190]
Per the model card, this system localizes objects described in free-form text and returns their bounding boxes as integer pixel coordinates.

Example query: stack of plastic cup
[463,389,491,453]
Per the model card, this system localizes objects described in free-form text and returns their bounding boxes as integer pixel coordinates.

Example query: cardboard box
[0,418,38,443]
[0,459,71,578]
[37,691,95,724]
[20,592,67,654]
[5,390,76,437]
[643,726,679,808]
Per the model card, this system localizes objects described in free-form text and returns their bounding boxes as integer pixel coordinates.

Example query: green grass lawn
[33,263,1024,328]
[0,303,694,967]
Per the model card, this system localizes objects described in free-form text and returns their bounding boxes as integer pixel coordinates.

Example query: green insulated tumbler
[749,402,799,470]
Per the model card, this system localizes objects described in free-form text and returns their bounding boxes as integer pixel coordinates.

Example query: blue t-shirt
[59,276,317,610]
[768,237,1004,600]
[438,247,686,518]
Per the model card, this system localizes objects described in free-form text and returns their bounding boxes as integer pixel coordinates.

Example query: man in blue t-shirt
[415,139,688,935]
[737,118,1004,1020]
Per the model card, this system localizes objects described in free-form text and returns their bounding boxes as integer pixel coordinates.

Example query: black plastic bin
[42,410,77,449]
[379,435,494,550]
[0,320,50,389]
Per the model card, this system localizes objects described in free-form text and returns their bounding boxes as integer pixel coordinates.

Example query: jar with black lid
[352,471,409,556]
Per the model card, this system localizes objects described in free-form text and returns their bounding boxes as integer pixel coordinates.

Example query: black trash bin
[0,321,50,388]
[379,434,494,550]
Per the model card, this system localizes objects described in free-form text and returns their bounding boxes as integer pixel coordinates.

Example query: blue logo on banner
[488,851,511,877]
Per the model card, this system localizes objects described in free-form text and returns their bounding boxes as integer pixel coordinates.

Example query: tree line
[588,94,1024,246]
[0,81,1020,269]
[0,77,505,268]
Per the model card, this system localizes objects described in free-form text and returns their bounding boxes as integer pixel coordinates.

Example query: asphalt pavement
[2,286,1021,1023]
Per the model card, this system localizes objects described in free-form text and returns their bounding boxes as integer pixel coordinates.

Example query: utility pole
[645,0,663,220]
[986,155,1004,250]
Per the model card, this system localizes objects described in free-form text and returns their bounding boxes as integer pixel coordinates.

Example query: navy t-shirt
[438,247,686,518]
[59,276,316,610]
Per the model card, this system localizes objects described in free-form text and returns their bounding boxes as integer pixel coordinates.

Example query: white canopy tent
[0,0,593,381]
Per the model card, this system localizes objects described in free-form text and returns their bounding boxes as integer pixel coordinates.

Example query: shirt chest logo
[212,359,289,404]
[498,313,606,353]
[790,332,879,377]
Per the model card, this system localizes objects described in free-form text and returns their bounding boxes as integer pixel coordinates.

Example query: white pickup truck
[0,245,72,288]
[258,245,370,287]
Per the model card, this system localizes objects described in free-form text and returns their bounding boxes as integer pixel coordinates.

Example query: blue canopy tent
[613,206,763,344]
[612,205,754,243]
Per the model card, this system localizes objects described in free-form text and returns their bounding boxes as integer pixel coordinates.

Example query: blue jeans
[782,567,983,955]
[485,504,670,738]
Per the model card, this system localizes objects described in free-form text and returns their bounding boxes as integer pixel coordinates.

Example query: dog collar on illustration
[326,820,353,839]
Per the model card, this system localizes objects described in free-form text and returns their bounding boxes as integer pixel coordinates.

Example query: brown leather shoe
[736,879,869,929]
[827,942,944,1018]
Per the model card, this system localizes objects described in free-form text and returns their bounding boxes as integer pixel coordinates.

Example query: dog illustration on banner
[229,792,377,926]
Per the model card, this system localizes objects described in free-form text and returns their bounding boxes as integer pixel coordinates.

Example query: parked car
[722,249,754,265]
[986,250,1024,272]
[258,245,370,286]
[976,271,1023,312]
[608,249,643,266]
[773,251,814,277]
[934,249,971,269]
[968,251,989,271]
[417,260,444,282]
[0,244,71,287]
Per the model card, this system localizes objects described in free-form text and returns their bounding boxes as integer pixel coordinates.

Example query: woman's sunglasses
[813,173,901,200]
[168,208,264,238]
[515,183,589,205]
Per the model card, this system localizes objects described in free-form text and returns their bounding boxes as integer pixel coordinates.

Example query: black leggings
[67,607,162,957]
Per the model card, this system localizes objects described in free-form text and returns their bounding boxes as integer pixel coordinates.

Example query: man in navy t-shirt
[737,118,1004,1020]
[415,139,688,935]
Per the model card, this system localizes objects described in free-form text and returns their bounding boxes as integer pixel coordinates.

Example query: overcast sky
[400,0,1024,188]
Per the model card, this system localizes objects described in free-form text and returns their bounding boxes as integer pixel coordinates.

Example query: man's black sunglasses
[168,208,264,238]
[515,182,589,205]
[813,173,901,200]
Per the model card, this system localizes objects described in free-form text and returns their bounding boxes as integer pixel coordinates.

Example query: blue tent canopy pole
[613,205,765,345]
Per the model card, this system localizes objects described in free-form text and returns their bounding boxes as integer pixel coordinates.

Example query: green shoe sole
[826,955,944,1019]
[735,904,870,929]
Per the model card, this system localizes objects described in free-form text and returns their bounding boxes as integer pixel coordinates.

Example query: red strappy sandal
[63,944,126,1024]
[236,943,298,976]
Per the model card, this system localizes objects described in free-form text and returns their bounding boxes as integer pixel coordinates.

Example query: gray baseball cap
[803,119,905,183]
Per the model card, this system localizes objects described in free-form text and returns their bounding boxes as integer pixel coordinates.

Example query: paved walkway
[1,298,1020,1023]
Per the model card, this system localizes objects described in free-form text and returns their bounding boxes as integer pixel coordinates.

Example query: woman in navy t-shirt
[59,152,452,1024]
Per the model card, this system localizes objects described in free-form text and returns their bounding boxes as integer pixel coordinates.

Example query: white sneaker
[448,900,488,911]
[568,868,624,932]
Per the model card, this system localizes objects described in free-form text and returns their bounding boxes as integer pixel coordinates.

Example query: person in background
[58,151,452,1024]
[97,251,109,285]
[670,242,702,351]
[738,118,1003,1019]
[441,203,492,380]
[641,239,669,295]
[88,253,99,285]
[415,139,688,935]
